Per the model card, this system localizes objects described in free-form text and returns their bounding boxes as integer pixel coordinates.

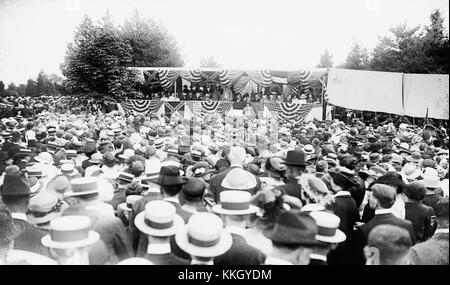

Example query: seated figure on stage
[243,103,256,120]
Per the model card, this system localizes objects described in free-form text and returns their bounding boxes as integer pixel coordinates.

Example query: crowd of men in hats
[0,95,449,265]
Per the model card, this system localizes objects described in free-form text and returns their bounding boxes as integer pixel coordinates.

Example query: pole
[321,71,326,121]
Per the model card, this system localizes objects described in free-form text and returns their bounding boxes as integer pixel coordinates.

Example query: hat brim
[59,169,79,177]
[212,204,259,215]
[29,210,63,225]
[175,226,233,258]
[41,231,100,249]
[154,177,189,186]
[134,212,184,237]
[34,157,53,164]
[117,203,132,212]
[315,229,346,244]
[64,189,99,197]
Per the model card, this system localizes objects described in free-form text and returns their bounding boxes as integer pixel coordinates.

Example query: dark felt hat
[0,174,32,196]
[281,149,306,167]
[154,165,188,186]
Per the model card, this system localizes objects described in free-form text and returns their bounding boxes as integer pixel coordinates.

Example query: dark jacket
[12,218,51,257]
[404,201,435,243]
[144,252,190,265]
[214,233,266,265]
[325,193,360,265]
[309,258,328,265]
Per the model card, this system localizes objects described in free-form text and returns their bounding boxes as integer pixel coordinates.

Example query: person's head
[316,160,328,173]
[373,172,405,194]
[365,224,412,265]
[434,196,449,229]
[369,183,397,210]
[403,181,427,202]
[11,131,21,143]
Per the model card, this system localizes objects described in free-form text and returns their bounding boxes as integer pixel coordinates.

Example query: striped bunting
[219,70,244,87]
[158,69,180,89]
[277,103,314,123]
[247,70,272,87]
[120,100,163,115]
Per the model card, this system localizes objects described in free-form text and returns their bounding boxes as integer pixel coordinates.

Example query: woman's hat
[212,190,259,215]
[422,167,440,188]
[59,163,79,176]
[34,152,54,164]
[401,163,422,181]
[64,177,99,197]
[263,211,318,246]
[41,215,100,249]
[191,162,215,178]
[154,165,188,186]
[119,149,135,160]
[221,168,257,190]
[89,153,103,164]
[302,144,315,155]
[406,151,422,163]
[28,191,67,226]
[117,195,142,212]
[46,175,72,196]
[134,200,184,237]
[309,211,346,244]
[175,212,232,258]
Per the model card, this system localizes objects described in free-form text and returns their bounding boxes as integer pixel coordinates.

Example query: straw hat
[134,200,184,237]
[117,195,143,212]
[422,167,440,188]
[41,215,100,249]
[58,163,79,177]
[212,190,259,215]
[175,212,232,258]
[64,177,99,197]
[34,152,54,164]
[221,168,257,190]
[309,211,346,244]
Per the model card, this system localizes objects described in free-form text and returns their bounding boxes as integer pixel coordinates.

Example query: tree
[7,83,16,90]
[36,70,57,95]
[342,42,370,70]
[16,84,26,97]
[422,9,449,73]
[316,49,333,68]
[121,10,184,67]
[25,79,38,97]
[200,55,221,68]
[61,14,138,98]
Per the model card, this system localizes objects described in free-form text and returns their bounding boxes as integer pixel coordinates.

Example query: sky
[0,0,448,85]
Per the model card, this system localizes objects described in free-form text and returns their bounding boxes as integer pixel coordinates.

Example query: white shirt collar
[375,209,393,215]
[11,213,28,222]
[229,164,243,169]
[191,259,214,265]
[163,197,179,204]
[310,254,327,261]
[334,191,351,198]
[435,229,449,234]
[147,243,171,255]
[264,257,293,265]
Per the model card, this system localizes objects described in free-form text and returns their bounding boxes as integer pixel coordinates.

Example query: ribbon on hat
[187,234,220,247]
[221,201,250,211]
[144,218,173,230]
[50,228,89,242]
[317,225,337,237]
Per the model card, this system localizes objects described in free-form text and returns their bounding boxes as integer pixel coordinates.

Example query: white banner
[403,74,449,120]
[327,68,403,115]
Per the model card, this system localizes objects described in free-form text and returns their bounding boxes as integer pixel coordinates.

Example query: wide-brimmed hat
[117,195,143,212]
[46,175,72,196]
[191,161,215,178]
[309,211,346,244]
[221,168,257,190]
[41,215,100,249]
[422,167,440,188]
[134,200,184,237]
[119,149,135,160]
[406,151,422,163]
[401,163,422,181]
[34,152,54,164]
[28,191,67,226]
[263,211,318,246]
[64,177,99,197]
[154,165,188,186]
[212,190,259,215]
[58,163,79,176]
[0,174,32,196]
[89,152,103,164]
[175,212,232,258]
[281,149,307,167]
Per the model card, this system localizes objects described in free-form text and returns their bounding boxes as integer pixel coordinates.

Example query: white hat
[134,200,184,237]
[119,149,135,160]
[300,203,325,213]
[34,152,54,164]
[117,195,143,212]
[175,212,232,258]
[422,167,440,188]
[401,163,422,181]
[41,215,100,249]
[309,211,346,244]
[212,190,259,215]
[117,258,154,265]
[302,144,315,154]
[221,168,257,190]
[59,163,79,176]
[65,177,99,197]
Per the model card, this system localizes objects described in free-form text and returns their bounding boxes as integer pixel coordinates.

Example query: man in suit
[276,149,307,204]
[0,170,50,257]
[409,197,448,265]
[204,146,261,206]
[212,190,266,265]
[131,165,191,257]
[134,200,189,265]
[365,224,412,265]
[356,183,415,264]
[263,211,319,265]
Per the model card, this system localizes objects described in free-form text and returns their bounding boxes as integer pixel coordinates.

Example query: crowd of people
[0,95,448,265]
